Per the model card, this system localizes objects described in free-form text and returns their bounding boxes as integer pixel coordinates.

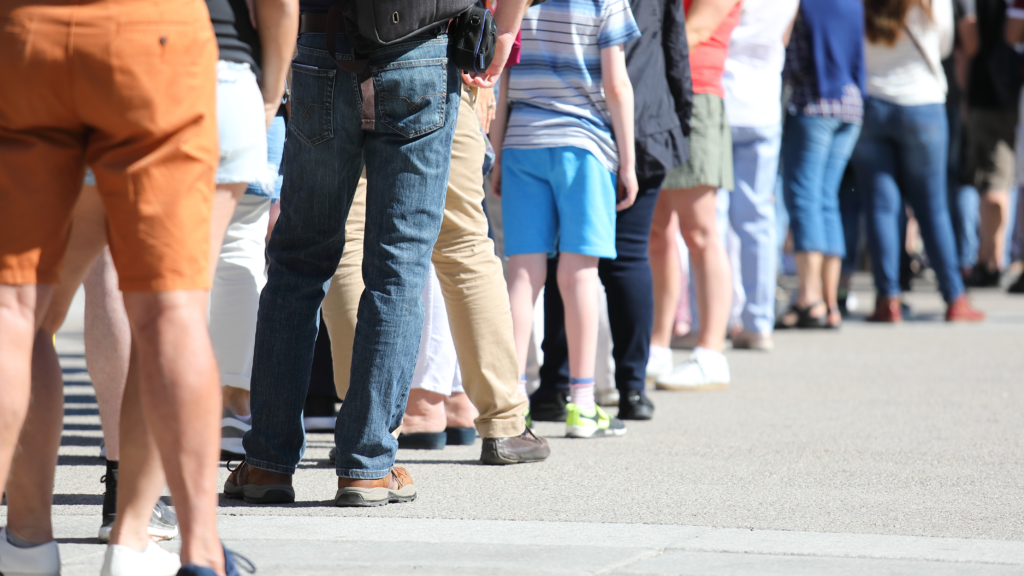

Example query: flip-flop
[397,432,446,450]
[445,427,477,446]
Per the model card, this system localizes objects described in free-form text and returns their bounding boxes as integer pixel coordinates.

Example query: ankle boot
[867,295,902,323]
[945,294,985,322]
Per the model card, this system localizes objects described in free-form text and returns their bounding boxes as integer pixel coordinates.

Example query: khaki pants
[322,86,525,438]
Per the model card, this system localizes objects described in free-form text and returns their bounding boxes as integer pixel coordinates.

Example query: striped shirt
[503,0,641,172]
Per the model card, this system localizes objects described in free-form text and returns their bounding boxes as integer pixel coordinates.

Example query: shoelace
[225,457,246,473]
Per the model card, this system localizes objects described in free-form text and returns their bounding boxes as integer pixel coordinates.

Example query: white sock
[693,346,725,361]
[569,377,596,413]
[6,529,40,549]
[517,375,528,400]
[235,412,252,424]
[649,345,671,364]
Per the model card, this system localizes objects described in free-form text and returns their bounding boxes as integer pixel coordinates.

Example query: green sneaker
[565,403,627,438]
[525,407,532,429]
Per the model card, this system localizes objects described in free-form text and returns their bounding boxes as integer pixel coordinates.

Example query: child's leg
[557,253,600,412]
[508,254,548,381]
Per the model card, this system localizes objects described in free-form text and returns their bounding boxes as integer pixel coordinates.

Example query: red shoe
[866,296,902,323]
[945,294,985,322]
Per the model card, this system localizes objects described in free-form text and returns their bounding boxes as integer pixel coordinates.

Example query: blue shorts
[501,146,617,259]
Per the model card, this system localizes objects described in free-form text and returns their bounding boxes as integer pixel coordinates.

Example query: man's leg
[430,88,527,440]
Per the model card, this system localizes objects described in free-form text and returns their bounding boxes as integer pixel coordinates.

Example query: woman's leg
[85,250,130,462]
[648,194,681,349]
[819,122,862,323]
[669,186,731,352]
[851,101,903,301]
[896,104,967,304]
[403,264,457,435]
[781,114,837,321]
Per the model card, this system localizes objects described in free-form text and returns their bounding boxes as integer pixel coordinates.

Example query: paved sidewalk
[4,276,1024,574]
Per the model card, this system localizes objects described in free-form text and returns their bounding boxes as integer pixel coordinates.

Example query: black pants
[534,175,664,399]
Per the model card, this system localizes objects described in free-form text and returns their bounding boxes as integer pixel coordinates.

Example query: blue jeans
[537,176,663,397]
[725,124,782,333]
[244,32,461,479]
[782,114,862,257]
[850,98,964,303]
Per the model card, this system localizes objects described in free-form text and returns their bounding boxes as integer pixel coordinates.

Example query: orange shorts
[0,0,218,291]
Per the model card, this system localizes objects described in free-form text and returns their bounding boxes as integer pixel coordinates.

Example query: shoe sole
[303,416,336,432]
[655,382,729,391]
[565,425,627,438]
[334,486,416,507]
[97,524,178,543]
[223,480,296,504]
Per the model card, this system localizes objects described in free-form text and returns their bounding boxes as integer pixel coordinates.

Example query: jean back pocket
[290,62,336,146]
[374,58,448,138]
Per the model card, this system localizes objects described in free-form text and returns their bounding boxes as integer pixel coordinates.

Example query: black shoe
[967,263,1001,288]
[480,428,551,465]
[617,391,654,420]
[98,460,179,542]
[528,391,569,421]
[1009,274,1024,294]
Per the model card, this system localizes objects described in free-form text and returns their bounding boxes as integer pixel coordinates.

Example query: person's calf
[222,385,251,417]
[402,389,447,434]
[444,393,478,429]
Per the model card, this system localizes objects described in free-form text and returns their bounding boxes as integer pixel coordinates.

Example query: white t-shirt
[723,0,800,128]
[864,0,954,106]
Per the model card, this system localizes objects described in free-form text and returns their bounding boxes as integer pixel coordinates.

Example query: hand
[264,101,278,131]
[475,87,496,133]
[615,167,638,211]
[491,160,502,199]
[462,30,516,88]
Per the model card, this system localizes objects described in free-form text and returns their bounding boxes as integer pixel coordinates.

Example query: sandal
[825,305,842,329]
[795,300,828,329]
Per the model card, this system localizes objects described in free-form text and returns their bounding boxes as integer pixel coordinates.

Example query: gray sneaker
[480,428,550,465]
[221,408,250,459]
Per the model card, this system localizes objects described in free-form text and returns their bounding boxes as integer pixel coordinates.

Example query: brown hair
[864,0,934,46]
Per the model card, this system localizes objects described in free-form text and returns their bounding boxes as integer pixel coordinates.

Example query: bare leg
[795,252,825,310]
[6,186,108,543]
[649,195,680,348]
[85,250,131,461]
[444,393,478,429]
[402,389,447,434]
[822,256,842,315]
[0,284,54,529]
[557,253,600,379]
[671,186,732,353]
[210,183,250,418]
[978,189,1009,271]
[5,330,63,544]
[507,253,549,375]
[117,291,223,572]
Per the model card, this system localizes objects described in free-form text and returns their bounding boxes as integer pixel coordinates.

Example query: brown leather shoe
[945,294,985,322]
[480,428,551,465]
[866,296,902,323]
[224,458,295,504]
[335,467,416,507]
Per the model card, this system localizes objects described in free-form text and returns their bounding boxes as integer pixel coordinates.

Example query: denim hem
[336,468,397,479]
[244,456,296,476]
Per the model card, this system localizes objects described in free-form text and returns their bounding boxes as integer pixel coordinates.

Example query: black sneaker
[97,461,179,542]
[617,391,654,420]
[967,263,1001,288]
[528,391,569,422]
[303,395,337,432]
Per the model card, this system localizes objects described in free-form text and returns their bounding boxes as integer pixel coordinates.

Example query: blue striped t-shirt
[503,0,641,173]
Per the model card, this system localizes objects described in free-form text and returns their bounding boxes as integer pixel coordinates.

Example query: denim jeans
[850,98,964,303]
[782,114,862,258]
[724,124,781,333]
[537,176,664,397]
[244,32,460,479]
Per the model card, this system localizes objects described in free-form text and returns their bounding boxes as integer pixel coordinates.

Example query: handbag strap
[901,2,943,81]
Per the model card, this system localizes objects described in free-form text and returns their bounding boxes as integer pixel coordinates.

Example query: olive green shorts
[662,93,734,191]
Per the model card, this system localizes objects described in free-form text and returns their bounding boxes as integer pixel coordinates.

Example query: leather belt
[298,12,329,35]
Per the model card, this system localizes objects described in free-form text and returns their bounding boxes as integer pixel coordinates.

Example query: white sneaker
[0,528,60,576]
[100,543,181,576]
[595,388,620,406]
[645,346,674,382]
[221,408,251,457]
[655,348,730,391]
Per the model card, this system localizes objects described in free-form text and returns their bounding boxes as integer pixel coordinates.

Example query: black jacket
[624,0,693,180]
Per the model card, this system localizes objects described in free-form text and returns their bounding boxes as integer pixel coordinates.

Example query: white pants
[210,195,272,391]
[411,262,465,396]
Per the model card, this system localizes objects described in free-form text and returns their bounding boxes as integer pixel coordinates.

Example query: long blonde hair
[864,0,934,45]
